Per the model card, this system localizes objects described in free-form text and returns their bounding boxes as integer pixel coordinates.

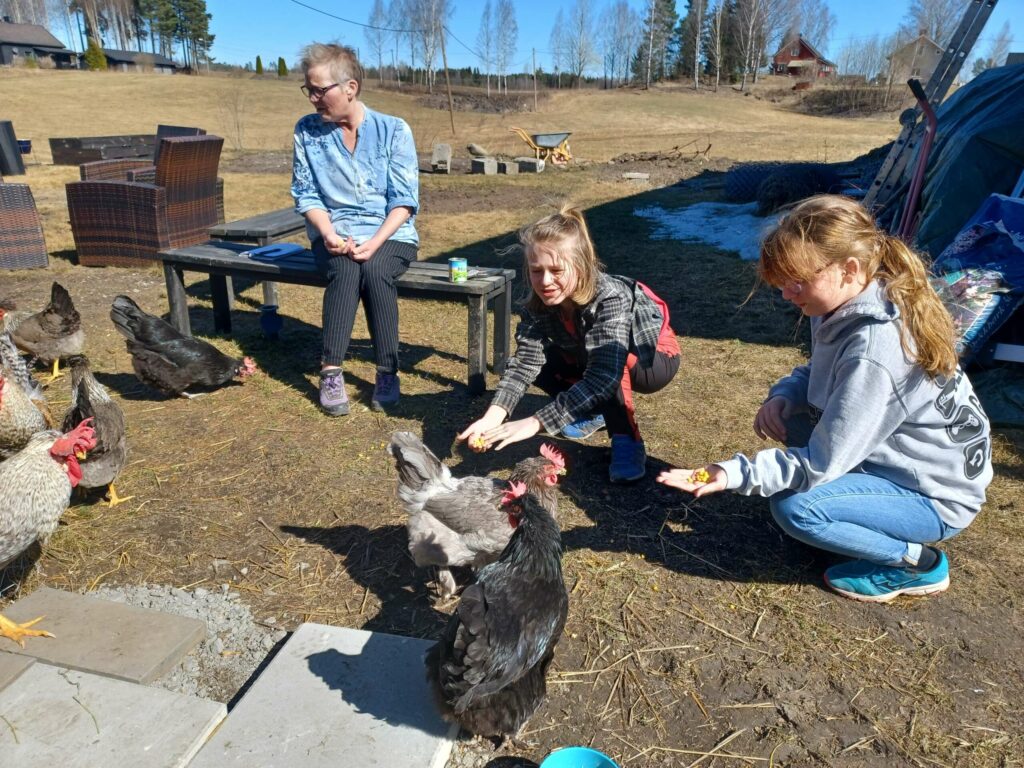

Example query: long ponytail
[875,233,958,378]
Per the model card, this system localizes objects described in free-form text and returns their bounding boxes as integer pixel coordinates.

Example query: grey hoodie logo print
[964,438,989,480]
[946,405,985,444]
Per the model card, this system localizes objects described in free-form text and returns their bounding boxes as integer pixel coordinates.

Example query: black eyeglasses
[300,83,340,100]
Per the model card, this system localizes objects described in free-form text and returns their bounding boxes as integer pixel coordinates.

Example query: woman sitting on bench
[292,42,419,416]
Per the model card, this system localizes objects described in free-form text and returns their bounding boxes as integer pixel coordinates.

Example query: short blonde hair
[519,204,604,313]
[299,43,363,96]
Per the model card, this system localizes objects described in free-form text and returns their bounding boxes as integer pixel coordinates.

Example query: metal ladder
[863,0,1000,215]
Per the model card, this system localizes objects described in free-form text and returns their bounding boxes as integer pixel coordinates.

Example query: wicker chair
[66,135,224,268]
[0,174,49,270]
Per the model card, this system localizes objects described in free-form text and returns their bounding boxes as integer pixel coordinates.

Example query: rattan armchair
[0,175,49,270]
[66,135,224,268]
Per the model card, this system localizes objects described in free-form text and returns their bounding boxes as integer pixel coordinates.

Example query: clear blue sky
[200,0,1020,72]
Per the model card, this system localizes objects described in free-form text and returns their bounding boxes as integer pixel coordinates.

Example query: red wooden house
[772,34,836,78]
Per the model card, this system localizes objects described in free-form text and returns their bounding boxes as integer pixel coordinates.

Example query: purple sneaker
[319,368,349,416]
[371,371,400,411]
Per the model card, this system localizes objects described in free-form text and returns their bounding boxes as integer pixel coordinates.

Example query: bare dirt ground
[4,151,1024,768]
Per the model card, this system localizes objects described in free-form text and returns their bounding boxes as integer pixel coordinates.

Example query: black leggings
[534,348,680,439]
[313,238,416,372]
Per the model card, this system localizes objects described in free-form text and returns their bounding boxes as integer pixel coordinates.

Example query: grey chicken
[0,335,51,458]
[427,483,569,744]
[5,283,85,381]
[110,295,257,397]
[387,432,566,598]
[0,419,97,646]
[61,355,130,507]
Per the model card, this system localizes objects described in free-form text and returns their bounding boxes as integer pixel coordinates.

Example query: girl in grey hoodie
[658,195,992,603]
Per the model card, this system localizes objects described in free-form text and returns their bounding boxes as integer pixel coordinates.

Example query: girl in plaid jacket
[458,205,680,483]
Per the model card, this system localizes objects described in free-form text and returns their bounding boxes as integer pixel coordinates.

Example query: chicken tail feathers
[388,431,449,491]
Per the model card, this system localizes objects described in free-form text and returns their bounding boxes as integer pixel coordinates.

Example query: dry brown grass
[2,69,1022,767]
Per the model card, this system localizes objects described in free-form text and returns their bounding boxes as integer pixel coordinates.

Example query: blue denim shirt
[291,105,419,246]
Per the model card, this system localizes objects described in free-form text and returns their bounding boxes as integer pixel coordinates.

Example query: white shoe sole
[825,574,950,603]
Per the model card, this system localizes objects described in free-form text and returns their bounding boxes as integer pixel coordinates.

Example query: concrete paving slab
[0,662,225,768]
[3,587,205,684]
[190,623,457,768]
[0,652,33,691]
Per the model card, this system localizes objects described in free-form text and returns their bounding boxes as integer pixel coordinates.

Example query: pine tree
[277,56,287,76]
[84,37,108,71]
[255,55,263,74]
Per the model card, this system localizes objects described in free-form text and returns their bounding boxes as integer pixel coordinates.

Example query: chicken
[387,432,566,597]
[0,338,50,459]
[110,295,258,397]
[427,483,569,744]
[6,282,86,381]
[0,419,97,647]
[61,355,130,507]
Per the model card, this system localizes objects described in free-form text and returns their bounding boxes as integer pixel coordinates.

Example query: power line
[286,0,422,34]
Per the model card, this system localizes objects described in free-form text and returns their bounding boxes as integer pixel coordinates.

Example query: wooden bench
[158,240,515,394]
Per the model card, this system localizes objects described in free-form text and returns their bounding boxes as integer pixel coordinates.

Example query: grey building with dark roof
[88,48,178,74]
[0,19,76,68]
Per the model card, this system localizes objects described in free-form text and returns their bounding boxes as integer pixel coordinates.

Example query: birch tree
[599,1,641,86]
[476,0,493,95]
[365,0,388,85]
[705,0,725,90]
[564,0,597,87]
[900,0,961,47]
[495,0,517,93]
[548,8,565,87]
[795,0,836,53]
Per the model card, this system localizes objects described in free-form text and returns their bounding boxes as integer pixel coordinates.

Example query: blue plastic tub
[17,139,31,155]
[540,746,619,768]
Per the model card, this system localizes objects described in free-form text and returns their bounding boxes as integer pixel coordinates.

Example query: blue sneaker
[371,371,400,411]
[824,551,949,603]
[609,434,646,483]
[319,368,349,416]
[562,413,606,440]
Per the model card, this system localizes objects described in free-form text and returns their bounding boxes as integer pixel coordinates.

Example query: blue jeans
[770,473,962,567]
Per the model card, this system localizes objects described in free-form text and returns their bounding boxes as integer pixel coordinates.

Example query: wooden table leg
[163,263,191,336]
[467,294,488,395]
[210,274,233,334]
[492,282,512,375]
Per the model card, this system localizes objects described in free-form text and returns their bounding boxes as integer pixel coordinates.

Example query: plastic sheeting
[909,65,1024,258]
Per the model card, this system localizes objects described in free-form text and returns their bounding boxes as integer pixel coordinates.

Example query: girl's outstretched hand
[656,465,726,498]
[457,406,508,453]
[754,396,792,443]
[480,416,542,452]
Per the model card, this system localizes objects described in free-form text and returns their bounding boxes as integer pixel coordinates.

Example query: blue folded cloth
[243,243,305,260]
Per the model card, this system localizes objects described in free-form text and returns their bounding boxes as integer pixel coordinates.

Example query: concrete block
[190,623,457,768]
[471,157,498,175]
[498,160,519,175]
[622,172,650,182]
[0,652,33,691]
[3,588,205,684]
[515,156,544,173]
[431,143,451,174]
[0,662,225,767]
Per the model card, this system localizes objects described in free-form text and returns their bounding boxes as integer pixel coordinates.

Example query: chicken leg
[44,358,64,383]
[0,613,54,647]
[106,483,133,507]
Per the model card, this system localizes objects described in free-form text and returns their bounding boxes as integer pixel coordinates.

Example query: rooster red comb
[501,480,528,506]
[51,417,98,455]
[540,443,565,470]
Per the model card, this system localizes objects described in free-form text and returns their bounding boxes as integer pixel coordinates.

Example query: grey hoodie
[718,280,991,528]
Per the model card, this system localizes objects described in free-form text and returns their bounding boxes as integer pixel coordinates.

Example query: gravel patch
[91,582,286,703]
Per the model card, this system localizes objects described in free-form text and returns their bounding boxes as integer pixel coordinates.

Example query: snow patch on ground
[634,201,776,261]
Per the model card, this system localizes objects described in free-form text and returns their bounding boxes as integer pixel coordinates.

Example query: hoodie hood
[813,280,899,345]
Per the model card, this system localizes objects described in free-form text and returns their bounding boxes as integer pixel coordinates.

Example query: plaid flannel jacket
[491,273,666,433]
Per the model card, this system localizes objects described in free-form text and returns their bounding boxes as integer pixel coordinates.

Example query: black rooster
[427,482,569,745]
[110,295,257,398]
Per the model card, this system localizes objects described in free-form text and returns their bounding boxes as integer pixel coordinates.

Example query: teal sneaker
[824,551,949,603]
[609,434,646,483]
[562,413,606,440]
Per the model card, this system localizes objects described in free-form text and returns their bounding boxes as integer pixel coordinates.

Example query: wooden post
[532,48,538,112]
[439,25,456,137]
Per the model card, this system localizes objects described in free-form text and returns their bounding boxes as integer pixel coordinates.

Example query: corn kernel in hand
[688,468,711,484]
[470,435,487,451]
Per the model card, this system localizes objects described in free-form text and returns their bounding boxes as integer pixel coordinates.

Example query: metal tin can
[449,256,468,283]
